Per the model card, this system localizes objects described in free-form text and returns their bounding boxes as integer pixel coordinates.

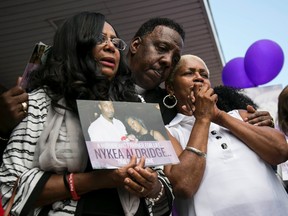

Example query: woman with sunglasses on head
[0,12,172,216]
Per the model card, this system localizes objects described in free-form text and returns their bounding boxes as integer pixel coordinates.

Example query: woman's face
[92,22,120,80]
[127,118,142,133]
[168,57,211,111]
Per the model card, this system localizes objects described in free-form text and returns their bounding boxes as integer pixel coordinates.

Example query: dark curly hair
[27,12,138,113]
[214,85,258,112]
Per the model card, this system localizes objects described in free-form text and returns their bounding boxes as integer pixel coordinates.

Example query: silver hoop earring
[163,94,177,109]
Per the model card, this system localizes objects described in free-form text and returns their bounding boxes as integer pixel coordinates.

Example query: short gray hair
[166,54,209,85]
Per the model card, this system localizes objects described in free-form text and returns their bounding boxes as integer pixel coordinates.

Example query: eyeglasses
[97,34,127,51]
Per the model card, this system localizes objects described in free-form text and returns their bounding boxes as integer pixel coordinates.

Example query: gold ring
[140,187,145,193]
[21,102,28,113]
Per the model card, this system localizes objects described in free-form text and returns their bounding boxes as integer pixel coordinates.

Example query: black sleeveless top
[137,131,155,141]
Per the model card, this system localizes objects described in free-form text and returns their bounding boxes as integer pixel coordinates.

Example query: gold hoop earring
[163,94,177,109]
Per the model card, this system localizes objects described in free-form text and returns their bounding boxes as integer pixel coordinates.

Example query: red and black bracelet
[68,173,81,201]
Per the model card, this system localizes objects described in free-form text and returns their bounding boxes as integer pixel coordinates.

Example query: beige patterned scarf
[33,98,88,173]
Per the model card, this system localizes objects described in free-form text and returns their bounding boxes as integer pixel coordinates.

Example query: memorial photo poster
[77,100,179,169]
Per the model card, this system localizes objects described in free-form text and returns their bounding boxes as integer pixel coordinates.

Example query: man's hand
[0,77,28,136]
[244,105,274,127]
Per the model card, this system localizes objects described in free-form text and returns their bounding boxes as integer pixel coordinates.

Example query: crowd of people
[0,10,287,216]
[0,12,174,216]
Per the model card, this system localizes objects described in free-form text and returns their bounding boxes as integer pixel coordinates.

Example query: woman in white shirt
[164,54,288,216]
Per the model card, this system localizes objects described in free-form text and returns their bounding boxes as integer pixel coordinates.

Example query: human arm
[36,157,141,206]
[0,78,28,140]
[1,152,143,213]
[2,127,168,215]
[215,109,288,165]
[123,158,174,215]
[39,157,173,214]
[244,105,274,127]
[164,127,207,198]
[164,84,217,198]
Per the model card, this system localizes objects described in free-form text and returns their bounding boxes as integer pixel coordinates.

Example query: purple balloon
[244,39,284,85]
[222,57,256,88]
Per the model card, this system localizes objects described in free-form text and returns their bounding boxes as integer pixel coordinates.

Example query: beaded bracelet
[185,146,207,158]
[68,173,81,201]
[146,180,164,205]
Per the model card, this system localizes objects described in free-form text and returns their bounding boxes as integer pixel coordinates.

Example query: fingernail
[128,168,133,174]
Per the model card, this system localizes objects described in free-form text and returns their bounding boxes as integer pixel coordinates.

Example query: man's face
[129,26,184,90]
[99,101,115,121]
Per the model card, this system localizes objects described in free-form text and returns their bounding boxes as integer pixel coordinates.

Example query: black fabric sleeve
[20,172,52,216]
